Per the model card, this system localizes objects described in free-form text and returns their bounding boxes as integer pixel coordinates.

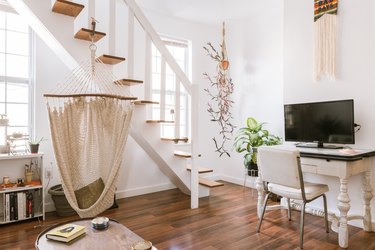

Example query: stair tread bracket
[133,100,159,105]
[97,54,126,65]
[116,79,144,86]
[174,151,191,158]
[187,165,213,174]
[52,0,84,17]
[199,178,224,188]
[74,28,106,42]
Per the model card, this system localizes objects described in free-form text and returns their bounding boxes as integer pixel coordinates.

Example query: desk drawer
[301,158,347,177]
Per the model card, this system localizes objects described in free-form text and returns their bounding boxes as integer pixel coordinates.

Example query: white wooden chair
[256,146,329,249]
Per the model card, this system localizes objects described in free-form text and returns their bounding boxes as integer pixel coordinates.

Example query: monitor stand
[295,142,343,149]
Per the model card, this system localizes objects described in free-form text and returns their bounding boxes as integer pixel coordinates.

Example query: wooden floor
[1,181,375,249]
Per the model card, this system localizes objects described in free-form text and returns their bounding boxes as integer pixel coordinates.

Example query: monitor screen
[284,99,355,146]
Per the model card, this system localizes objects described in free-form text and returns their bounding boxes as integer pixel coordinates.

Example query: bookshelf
[0,153,44,224]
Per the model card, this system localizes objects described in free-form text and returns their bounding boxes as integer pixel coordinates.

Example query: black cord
[354,123,361,133]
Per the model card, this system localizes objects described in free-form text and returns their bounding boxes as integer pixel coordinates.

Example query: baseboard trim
[219,174,257,189]
[116,183,177,199]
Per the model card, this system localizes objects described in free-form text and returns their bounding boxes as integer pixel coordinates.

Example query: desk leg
[337,177,351,248]
[362,170,373,232]
[256,176,264,218]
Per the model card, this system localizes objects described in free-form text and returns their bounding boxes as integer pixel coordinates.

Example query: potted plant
[29,137,46,154]
[234,117,282,176]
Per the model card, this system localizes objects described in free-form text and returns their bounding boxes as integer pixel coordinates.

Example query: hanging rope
[44,18,136,218]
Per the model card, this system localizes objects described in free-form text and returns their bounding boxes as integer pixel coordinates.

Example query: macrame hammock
[44,20,136,218]
[314,0,338,80]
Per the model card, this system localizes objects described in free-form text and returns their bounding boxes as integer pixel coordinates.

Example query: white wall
[217,4,284,186]
[284,0,375,227]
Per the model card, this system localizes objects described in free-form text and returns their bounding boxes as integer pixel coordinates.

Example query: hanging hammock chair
[44,22,136,218]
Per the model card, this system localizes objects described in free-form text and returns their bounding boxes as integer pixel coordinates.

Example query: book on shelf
[46,224,86,243]
[2,191,33,222]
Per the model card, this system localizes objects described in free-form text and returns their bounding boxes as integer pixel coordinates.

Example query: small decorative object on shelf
[28,137,46,154]
[7,134,29,155]
[0,114,9,126]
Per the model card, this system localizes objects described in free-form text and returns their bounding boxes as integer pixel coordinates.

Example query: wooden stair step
[52,0,84,17]
[74,28,106,42]
[186,165,213,174]
[198,178,224,188]
[146,120,174,123]
[116,79,144,86]
[97,54,126,65]
[133,100,159,105]
[174,151,191,158]
[161,137,188,143]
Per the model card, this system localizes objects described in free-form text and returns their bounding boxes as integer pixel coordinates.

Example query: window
[0,10,33,152]
[151,38,190,138]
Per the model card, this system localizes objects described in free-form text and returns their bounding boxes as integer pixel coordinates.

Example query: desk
[35,218,156,250]
[255,144,375,248]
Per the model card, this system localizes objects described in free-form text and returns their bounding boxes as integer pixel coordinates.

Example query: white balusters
[174,78,181,138]
[127,9,135,78]
[160,57,166,121]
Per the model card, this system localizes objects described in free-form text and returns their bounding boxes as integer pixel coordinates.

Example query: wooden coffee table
[35,218,156,249]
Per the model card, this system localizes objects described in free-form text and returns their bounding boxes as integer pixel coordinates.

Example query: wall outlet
[46,169,53,179]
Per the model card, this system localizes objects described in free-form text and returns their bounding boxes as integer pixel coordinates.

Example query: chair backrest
[257,146,302,189]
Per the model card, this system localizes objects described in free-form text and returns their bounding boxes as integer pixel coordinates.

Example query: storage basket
[48,184,76,217]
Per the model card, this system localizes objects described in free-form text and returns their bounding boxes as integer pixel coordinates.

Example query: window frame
[151,37,191,138]
[0,9,34,151]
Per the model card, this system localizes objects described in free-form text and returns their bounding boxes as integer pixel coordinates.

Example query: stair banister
[121,0,192,95]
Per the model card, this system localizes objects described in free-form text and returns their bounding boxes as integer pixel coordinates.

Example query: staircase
[10,0,223,208]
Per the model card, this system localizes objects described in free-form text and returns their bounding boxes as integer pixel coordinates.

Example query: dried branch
[203,42,235,157]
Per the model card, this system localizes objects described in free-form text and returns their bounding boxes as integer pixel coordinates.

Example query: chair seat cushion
[268,182,329,201]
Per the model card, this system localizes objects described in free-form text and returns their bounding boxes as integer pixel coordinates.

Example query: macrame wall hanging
[314,0,338,80]
[44,19,136,218]
[203,22,235,157]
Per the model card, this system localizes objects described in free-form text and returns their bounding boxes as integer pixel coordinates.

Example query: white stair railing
[121,0,199,208]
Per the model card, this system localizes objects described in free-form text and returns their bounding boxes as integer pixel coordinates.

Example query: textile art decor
[314,0,338,80]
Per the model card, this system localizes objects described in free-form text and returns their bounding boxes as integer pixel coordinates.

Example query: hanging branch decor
[203,22,235,157]
[314,0,338,80]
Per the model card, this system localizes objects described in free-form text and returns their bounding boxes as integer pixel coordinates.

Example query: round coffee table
[35,218,153,250]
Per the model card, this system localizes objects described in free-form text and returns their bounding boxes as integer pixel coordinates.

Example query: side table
[35,218,156,250]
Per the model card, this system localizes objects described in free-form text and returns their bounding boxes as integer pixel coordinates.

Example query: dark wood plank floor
[0,181,374,249]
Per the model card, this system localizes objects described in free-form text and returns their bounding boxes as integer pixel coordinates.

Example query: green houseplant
[234,117,282,176]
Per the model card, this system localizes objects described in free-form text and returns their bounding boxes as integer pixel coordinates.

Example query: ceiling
[136,0,275,24]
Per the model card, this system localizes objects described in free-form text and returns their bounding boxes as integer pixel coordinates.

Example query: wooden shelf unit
[0,154,44,224]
